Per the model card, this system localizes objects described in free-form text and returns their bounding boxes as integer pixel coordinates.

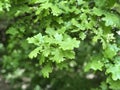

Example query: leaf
[79,32,86,40]
[0,1,3,11]
[27,33,44,45]
[76,0,85,5]
[57,63,68,70]
[42,46,50,57]
[63,50,75,59]
[54,33,63,42]
[100,82,108,90]
[41,2,52,9]
[95,0,106,8]
[104,44,119,59]
[106,62,120,80]
[51,49,64,63]
[71,18,80,28]
[45,27,56,35]
[41,64,52,78]
[51,5,62,16]
[92,7,104,16]
[14,5,30,16]
[58,1,70,13]
[28,47,41,59]
[113,3,120,14]
[39,54,45,65]
[85,60,104,72]
[60,37,80,50]
[102,13,120,27]
[107,77,120,90]
[84,56,104,72]
[6,27,19,35]
[30,0,47,4]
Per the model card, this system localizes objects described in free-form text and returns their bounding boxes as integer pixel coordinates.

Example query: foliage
[0,0,120,90]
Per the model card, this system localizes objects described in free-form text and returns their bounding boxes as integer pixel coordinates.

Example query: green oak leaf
[84,56,104,72]
[104,44,119,59]
[41,64,52,78]
[106,63,120,80]
[60,37,80,50]
[102,13,120,27]
[107,76,120,90]
[28,47,41,59]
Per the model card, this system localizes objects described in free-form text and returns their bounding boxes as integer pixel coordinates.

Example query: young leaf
[41,64,52,78]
